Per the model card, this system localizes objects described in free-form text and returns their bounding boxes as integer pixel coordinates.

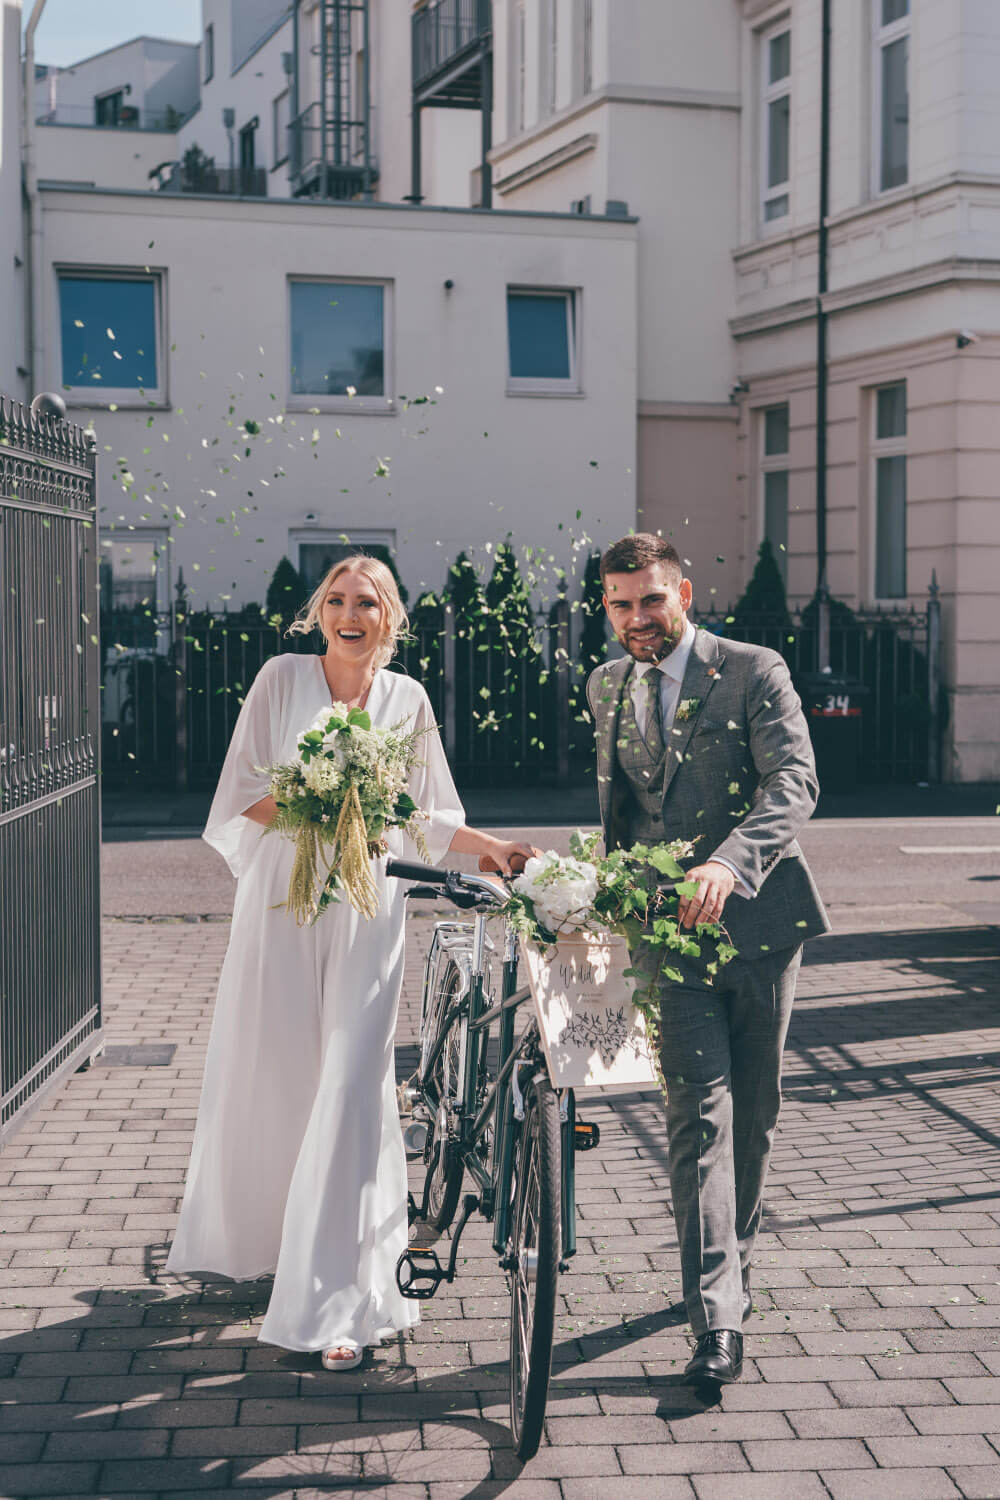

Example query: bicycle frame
[424,894,578,1266]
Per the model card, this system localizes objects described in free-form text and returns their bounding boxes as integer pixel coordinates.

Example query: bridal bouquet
[502,830,737,1067]
[264,703,428,924]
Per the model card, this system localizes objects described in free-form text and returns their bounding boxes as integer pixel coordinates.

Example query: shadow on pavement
[2,1253,723,1495]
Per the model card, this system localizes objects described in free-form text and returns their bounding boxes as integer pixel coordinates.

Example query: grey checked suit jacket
[586,628,830,958]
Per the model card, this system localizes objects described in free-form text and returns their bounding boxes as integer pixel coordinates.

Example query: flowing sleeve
[202,656,286,877]
[400,684,465,867]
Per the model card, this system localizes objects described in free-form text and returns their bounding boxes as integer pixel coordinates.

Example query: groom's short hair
[600,533,683,586]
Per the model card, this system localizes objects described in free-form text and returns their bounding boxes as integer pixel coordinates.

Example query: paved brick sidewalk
[2,909,1000,1499]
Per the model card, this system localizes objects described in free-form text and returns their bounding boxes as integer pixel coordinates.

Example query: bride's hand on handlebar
[478,839,540,878]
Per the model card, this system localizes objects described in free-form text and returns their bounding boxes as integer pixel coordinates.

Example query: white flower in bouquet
[263,704,430,925]
[514,851,599,936]
[302,755,341,796]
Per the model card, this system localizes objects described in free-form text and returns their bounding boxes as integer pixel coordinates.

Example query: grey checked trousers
[648,944,802,1335]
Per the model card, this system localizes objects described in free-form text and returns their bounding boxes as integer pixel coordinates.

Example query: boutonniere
[675,697,701,723]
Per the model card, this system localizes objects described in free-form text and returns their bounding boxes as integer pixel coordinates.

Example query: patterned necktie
[642,668,664,758]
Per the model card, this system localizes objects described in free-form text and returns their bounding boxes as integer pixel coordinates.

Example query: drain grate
[98,1044,178,1068]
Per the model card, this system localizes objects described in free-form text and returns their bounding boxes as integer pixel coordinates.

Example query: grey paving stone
[618,1441,750,1474]
[868,1434,1000,1466]
[820,1470,961,1499]
[561,1481,693,1500]
[0,1463,100,1496]
[944,1468,1000,1500]
[692,1475,829,1500]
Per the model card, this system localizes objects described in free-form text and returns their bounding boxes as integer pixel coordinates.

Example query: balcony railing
[35,104,195,132]
[412,0,491,92]
[289,102,376,199]
[157,163,268,198]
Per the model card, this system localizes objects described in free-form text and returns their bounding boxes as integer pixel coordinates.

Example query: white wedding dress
[165,655,464,1351]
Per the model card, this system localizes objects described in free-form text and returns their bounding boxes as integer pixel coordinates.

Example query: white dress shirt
[631,620,751,900]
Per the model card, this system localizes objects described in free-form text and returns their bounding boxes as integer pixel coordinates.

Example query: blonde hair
[289,553,409,669]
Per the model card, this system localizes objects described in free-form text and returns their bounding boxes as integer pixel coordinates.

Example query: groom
[586,533,829,1389]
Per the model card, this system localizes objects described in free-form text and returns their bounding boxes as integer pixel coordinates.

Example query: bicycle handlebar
[385,859,446,885]
[385,860,507,909]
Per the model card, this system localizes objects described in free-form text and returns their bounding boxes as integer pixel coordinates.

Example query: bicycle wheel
[508,1072,561,1461]
[424,966,466,1232]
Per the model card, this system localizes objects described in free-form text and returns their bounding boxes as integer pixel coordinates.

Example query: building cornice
[733,172,1000,264]
[638,401,739,422]
[731,257,1000,339]
[495,134,597,196]
[489,83,740,169]
[36,182,639,231]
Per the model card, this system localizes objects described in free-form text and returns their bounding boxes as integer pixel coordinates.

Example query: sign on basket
[524,932,659,1091]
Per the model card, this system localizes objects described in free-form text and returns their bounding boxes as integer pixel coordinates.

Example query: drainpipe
[23,0,49,399]
[815,0,832,670]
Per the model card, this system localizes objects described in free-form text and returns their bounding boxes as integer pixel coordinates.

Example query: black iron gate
[0,395,103,1143]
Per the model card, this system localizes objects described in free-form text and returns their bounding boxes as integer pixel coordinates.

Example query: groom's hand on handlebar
[478,841,540,878]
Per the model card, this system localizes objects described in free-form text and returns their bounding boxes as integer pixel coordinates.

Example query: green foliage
[265,555,306,632]
[579,550,607,674]
[500,831,738,1098]
[485,538,535,645]
[445,551,488,639]
[732,538,791,626]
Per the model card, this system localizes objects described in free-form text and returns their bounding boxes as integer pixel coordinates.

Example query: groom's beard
[621,622,682,663]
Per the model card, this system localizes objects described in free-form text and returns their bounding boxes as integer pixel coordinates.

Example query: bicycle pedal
[574,1119,601,1151]
[396,1247,450,1300]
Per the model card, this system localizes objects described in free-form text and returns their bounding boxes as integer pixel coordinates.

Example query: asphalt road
[101,815,1000,929]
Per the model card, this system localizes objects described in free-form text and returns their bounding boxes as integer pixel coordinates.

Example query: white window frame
[290,527,396,593]
[540,0,558,116]
[870,380,908,602]
[99,526,172,664]
[872,0,910,196]
[575,0,593,97]
[513,0,527,134]
[759,403,790,585]
[506,287,581,397]
[286,276,394,415]
[759,18,792,232]
[56,266,166,409]
[272,90,290,169]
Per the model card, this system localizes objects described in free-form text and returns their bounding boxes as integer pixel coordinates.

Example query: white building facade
[6,0,999,778]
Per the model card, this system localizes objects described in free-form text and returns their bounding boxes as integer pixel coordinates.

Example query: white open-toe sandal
[321,1340,362,1371]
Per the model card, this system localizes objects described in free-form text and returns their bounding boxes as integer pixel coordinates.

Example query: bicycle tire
[508,1073,561,1461]
[424,966,466,1232]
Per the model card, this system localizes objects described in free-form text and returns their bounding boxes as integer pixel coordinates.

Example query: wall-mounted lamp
[957,330,980,349]
[443,279,454,291]
[729,379,749,401]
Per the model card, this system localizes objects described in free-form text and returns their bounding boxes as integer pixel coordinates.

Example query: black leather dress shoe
[684,1329,743,1385]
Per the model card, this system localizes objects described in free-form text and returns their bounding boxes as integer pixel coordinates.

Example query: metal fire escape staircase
[290,0,376,200]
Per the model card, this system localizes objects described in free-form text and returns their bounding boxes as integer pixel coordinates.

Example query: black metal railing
[100,598,572,792]
[99,587,943,794]
[288,102,376,199]
[694,589,941,784]
[413,0,492,89]
[158,163,268,197]
[37,103,196,132]
[0,395,103,1142]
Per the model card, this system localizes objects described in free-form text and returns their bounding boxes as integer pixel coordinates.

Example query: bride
[165,554,534,1369]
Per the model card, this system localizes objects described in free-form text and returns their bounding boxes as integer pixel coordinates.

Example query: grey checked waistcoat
[615,673,668,846]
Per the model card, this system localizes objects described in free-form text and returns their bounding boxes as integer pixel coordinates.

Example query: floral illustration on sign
[558,1006,647,1069]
